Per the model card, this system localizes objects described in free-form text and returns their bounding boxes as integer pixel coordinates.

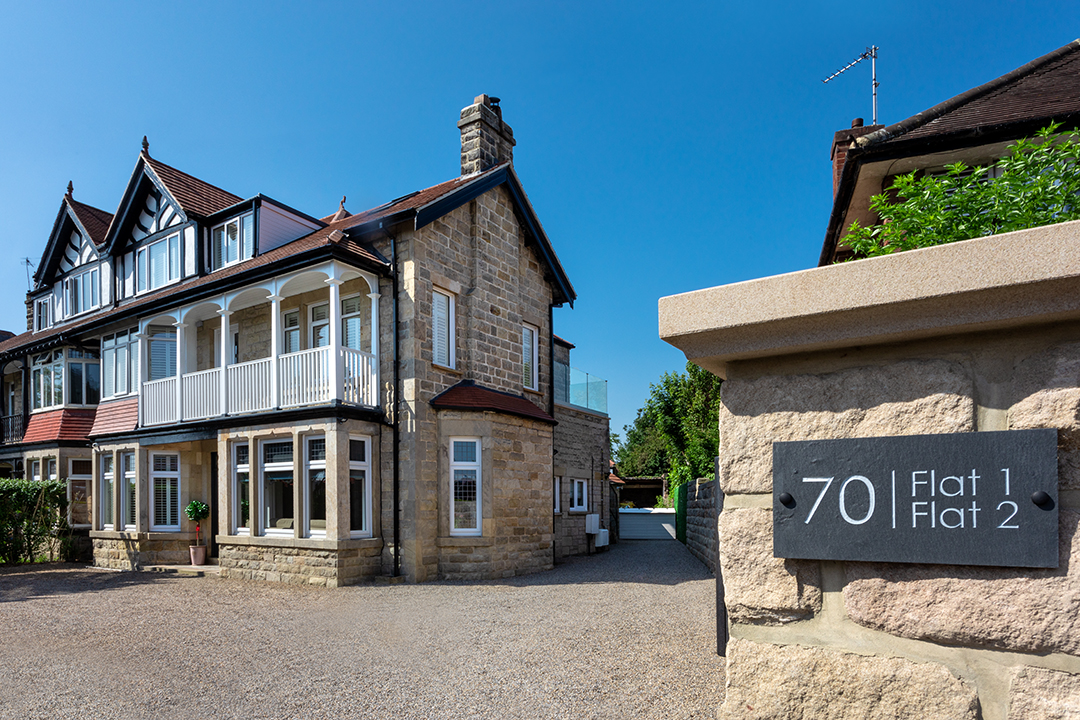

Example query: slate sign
[772,429,1059,568]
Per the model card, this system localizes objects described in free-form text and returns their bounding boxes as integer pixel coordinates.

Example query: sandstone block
[721,360,972,494]
[1008,667,1080,719]
[719,638,979,720]
[719,508,820,624]
[1010,342,1080,489]
[844,511,1080,655]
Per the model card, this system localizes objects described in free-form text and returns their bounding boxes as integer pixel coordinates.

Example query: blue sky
[0,1,1075,436]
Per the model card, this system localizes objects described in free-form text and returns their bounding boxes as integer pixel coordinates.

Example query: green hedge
[0,478,73,565]
[674,482,688,544]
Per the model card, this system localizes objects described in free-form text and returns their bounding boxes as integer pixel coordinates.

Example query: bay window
[210,212,254,271]
[150,453,180,531]
[122,452,136,531]
[30,351,63,410]
[449,437,481,536]
[305,436,327,537]
[136,233,180,293]
[350,436,371,537]
[342,295,364,350]
[261,440,294,536]
[67,349,100,406]
[310,303,329,348]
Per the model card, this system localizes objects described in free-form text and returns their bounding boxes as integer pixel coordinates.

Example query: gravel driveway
[0,539,724,719]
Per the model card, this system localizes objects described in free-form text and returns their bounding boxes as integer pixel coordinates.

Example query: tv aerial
[823,46,879,125]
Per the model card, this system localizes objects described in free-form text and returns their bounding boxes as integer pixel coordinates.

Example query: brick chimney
[458,94,515,175]
[831,118,882,197]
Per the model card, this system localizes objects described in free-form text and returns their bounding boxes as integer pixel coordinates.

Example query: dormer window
[136,233,180,294]
[34,298,52,332]
[64,267,100,317]
[210,213,254,271]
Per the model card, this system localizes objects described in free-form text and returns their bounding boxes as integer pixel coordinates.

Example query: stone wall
[553,402,610,559]
[218,540,383,587]
[93,536,192,570]
[684,478,716,573]
[660,224,1080,720]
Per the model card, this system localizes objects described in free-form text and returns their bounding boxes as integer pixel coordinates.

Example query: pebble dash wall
[660,222,1080,720]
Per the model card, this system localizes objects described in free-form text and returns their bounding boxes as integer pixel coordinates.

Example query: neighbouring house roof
[88,397,139,437]
[22,408,97,444]
[821,39,1080,265]
[431,379,556,424]
[554,335,575,348]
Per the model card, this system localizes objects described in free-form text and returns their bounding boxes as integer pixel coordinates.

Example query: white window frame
[349,435,372,538]
[30,351,64,411]
[102,329,138,399]
[122,451,136,531]
[341,294,364,351]
[209,212,255,272]
[67,457,92,529]
[136,232,181,294]
[66,349,101,407]
[570,478,588,512]
[64,266,100,318]
[150,452,180,531]
[233,443,250,535]
[34,297,52,332]
[212,328,239,368]
[30,459,41,483]
[553,476,561,514]
[432,288,455,369]
[309,303,330,349]
[146,325,177,382]
[282,310,301,355]
[100,454,115,531]
[304,435,327,538]
[449,437,481,537]
[261,439,294,538]
[523,323,539,391]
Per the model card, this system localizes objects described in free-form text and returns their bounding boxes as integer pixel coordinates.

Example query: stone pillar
[660,222,1080,720]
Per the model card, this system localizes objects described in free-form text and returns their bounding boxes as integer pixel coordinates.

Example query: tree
[841,123,1080,259]
[613,361,722,487]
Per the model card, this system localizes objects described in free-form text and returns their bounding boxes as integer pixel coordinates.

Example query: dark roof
[820,39,1080,266]
[431,380,556,424]
[144,154,243,218]
[554,335,575,348]
[67,198,113,246]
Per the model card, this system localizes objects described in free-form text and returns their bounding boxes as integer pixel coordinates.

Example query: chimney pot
[851,118,864,128]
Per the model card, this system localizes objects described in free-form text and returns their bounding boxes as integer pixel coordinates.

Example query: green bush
[0,478,72,565]
[841,123,1080,258]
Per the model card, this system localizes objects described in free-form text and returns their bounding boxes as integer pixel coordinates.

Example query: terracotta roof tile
[67,198,113,246]
[144,155,243,218]
[88,397,139,437]
[22,408,96,444]
[431,380,555,424]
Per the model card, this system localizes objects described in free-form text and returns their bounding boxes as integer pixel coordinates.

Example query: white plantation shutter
[433,290,451,367]
[342,296,363,350]
[151,454,180,530]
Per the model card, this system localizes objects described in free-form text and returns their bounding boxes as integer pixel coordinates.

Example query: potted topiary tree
[185,500,210,566]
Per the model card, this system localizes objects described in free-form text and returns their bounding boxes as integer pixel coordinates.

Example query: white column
[174,321,187,422]
[367,291,381,406]
[327,279,343,403]
[218,309,231,415]
[269,294,282,410]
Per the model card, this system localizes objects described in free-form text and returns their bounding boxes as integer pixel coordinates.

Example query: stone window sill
[215,534,383,551]
[436,536,494,548]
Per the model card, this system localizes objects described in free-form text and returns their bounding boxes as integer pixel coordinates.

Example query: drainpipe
[387,226,401,578]
[549,302,556,568]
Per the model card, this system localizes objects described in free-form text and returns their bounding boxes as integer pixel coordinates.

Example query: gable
[35,199,108,290]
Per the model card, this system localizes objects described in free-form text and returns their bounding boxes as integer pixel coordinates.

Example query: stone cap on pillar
[660,219,1080,378]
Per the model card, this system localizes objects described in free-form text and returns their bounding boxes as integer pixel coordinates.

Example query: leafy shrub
[841,123,1080,258]
[0,479,72,565]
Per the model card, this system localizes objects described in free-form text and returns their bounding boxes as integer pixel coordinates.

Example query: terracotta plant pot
[189,545,207,566]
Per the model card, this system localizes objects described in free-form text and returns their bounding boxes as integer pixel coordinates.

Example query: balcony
[554,361,607,415]
[0,413,25,444]
[137,260,382,428]
[141,347,377,426]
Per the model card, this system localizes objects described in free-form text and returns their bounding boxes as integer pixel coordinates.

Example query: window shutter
[523,326,535,389]
[241,213,255,260]
[433,291,449,366]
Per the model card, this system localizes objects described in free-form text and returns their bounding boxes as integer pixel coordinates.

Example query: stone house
[822,38,1080,264]
[0,94,611,585]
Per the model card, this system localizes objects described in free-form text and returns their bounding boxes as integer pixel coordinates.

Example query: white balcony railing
[279,346,331,408]
[142,377,177,426]
[182,367,221,420]
[344,348,376,406]
[141,346,378,426]
[227,357,274,415]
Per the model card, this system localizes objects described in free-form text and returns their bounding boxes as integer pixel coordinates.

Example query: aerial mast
[823,46,879,125]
